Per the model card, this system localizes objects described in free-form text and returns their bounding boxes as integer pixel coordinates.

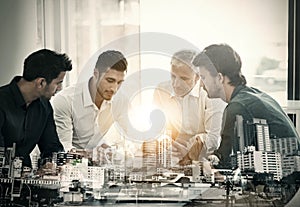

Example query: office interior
[0,0,299,206]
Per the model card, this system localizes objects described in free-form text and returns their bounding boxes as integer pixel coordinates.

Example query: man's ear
[218,73,224,84]
[93,68,99,79]
[195,73,200,82]
[35,78,46,89]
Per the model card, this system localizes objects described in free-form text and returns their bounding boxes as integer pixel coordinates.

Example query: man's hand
[172,140,188,159]
[100,143,110,149]
[36,162,57,176]
[96,143,113,165]
[208,154,220,166]
[178,136,203,166]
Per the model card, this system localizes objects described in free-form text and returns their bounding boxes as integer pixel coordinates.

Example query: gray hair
[171,49,197,72]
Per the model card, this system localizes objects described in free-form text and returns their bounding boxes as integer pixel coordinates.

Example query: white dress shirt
[153,80,227,160]
[51,81,128,151]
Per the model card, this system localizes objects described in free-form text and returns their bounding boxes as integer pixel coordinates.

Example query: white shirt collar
[82,81,112,108]
[82,81,94,107]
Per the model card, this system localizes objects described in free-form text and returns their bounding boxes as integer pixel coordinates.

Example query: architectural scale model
[0,121,299,206]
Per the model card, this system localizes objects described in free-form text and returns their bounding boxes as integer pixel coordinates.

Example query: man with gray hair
[153,50,226,165]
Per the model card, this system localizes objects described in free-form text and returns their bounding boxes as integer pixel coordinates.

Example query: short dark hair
[193,43,246,86]
[95,50,128,74]
[23,49,72,84]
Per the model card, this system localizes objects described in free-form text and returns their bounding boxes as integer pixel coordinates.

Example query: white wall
[0,0,42,85]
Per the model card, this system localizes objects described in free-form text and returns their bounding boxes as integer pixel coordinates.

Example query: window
[41,0,140,86]
[140,0,289,105]
[43,0,292,106]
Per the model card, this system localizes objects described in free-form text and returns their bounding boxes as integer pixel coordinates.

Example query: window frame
[288,0,300,100]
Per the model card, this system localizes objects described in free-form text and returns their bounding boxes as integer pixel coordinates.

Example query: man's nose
[110,82,119,92]
[57,85,63,92]
[173,77,182,87]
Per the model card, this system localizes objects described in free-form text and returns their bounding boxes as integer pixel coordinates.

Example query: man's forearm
[178,137,203,165]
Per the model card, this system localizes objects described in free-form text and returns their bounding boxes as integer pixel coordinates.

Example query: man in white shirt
[153,50,226,165]
[51,50,128,151]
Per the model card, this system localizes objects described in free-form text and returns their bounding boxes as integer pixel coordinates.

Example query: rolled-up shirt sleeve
[52,93,74,151]
[202,98,227,154]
